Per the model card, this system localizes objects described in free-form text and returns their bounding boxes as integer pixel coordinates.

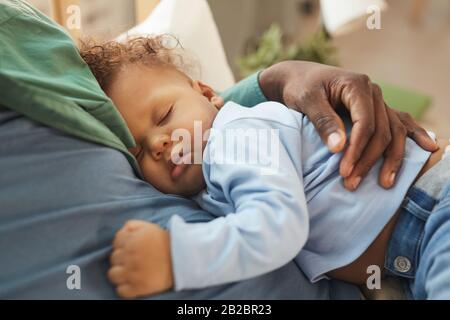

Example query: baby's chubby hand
[108,220,174,299]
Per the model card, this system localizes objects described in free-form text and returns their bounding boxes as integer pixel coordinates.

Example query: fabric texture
[385,151,450,299]
[170,101,431,290]
[0,106,357,299]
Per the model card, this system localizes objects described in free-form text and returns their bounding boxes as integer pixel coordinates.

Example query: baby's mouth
[169,147,191,181]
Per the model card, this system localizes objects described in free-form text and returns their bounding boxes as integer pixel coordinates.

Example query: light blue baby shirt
[169,101,431,290]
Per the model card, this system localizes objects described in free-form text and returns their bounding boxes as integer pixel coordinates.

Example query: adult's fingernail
[352,176,362,190]
[389,172,396,186]
[432,141,439,150]
[327,132,342,151]
[346,164,354,177]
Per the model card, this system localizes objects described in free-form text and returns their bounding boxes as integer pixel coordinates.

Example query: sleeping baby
[80,36,450,299]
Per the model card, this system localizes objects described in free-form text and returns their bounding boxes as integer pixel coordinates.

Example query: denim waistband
[385,152,450,279]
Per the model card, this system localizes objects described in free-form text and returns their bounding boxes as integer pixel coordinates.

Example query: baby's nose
[151,136,171,160]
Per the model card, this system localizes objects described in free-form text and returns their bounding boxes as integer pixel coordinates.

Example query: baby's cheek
[184,165,206,194]
[140,161,168,189]
[148,175,175,195]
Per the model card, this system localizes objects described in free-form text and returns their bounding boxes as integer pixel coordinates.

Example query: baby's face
[108,64,221,196]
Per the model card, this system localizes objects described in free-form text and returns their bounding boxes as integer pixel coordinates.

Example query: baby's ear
[211,96,225,110]
[194,81,224,109]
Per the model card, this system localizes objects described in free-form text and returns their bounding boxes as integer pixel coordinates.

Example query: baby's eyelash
[158,105,173,126]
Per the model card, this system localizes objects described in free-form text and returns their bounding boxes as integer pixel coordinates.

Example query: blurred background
[29,0,450,137]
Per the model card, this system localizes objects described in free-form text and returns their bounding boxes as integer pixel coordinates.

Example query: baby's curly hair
[79,35,198,92]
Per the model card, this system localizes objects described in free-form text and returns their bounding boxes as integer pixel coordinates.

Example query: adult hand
[259,61,437,190]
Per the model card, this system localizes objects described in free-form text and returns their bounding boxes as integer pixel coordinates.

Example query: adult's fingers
[339,75,376,178]
[343,84,391,190]
[396,110,438,152]
[378,107,407,189]
[301,90,347,153]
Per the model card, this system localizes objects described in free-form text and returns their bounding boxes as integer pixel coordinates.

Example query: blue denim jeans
[385,148,450,299]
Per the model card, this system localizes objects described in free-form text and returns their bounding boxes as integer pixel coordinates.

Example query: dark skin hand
[259,61,438,191]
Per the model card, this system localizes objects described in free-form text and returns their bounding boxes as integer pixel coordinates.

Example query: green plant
[237,23,339,78]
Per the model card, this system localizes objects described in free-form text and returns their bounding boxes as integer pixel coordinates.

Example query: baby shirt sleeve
[169,117,309,291]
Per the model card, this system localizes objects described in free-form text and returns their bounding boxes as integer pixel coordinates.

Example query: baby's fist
[108,220,173,298]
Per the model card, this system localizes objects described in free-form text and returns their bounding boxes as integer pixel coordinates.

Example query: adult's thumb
[306,101,347,153]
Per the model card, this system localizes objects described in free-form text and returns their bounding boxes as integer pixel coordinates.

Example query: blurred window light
[320,0,387,36]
